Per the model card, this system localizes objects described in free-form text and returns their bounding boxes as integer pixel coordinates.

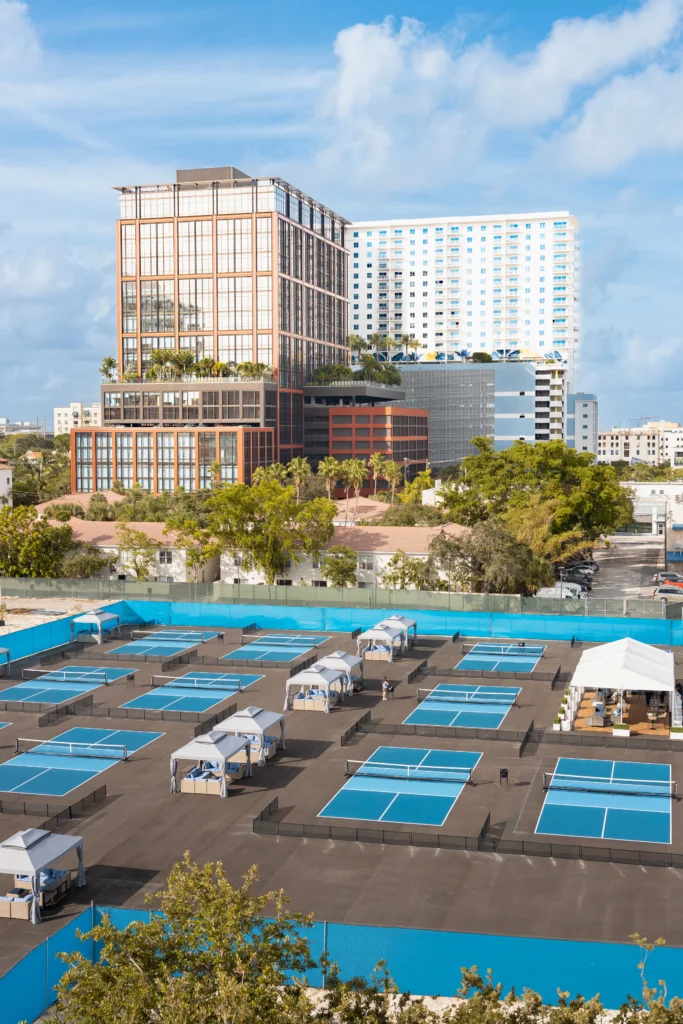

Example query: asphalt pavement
[590,535,666,599]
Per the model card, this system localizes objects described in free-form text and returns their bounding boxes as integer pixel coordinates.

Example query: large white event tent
[570,637,675,708]
[283,666,345,713]
[214,706,285,766]
[312,650,364,693]
[170,731,251,798]
[0,829,85,924]
[70,610,121,645]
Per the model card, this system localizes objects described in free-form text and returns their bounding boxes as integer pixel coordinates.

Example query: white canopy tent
[312,650,364,693]
[378,616,417,647]
[356,625,404,662]
[70,610,121,645]
[170,731,251,798]
[0,828,85,925]
[571,637,675,696]
[284,666,346,713]
[0,647,9,677]
[214,706,285,766]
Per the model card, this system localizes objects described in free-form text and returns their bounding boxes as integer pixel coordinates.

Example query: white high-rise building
[54,402,101,436]
[348,211,580,379]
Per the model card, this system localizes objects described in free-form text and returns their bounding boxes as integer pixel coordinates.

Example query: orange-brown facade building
[72,166,349,492]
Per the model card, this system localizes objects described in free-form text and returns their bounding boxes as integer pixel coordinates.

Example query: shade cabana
[214,706,285,766]
[170,731,251,798]
[378,615,417,647]
[70,610,121,645]
[284,666,346,713]
[0,828,85,925]
[312,650,364,693]
[568,637,675,730]
[0,647,9,678]
[356,625,404,662]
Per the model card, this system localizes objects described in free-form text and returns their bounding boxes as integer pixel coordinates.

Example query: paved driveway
[590,536,667,599]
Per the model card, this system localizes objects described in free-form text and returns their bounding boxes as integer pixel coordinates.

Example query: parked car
[653,585,683,597]
[567,560,599,573]
[653,572,683,584]
[562,575,591,591]
[536,587,588,600]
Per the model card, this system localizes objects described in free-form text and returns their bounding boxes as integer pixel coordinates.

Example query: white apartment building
[348,211,579,378]
[566,393,598,454]
[597,421,680,465]
[0,458,12,506]
[53,402,101,436]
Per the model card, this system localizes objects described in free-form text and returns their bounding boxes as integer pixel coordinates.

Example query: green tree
[147,348,176,380]
[209,481,334,584]
[343,458,367,523]
[0,506,73,578]
[114,522,160,580]
[471,351,493,362]
[312,364,354,384]
[98,356,118,381]
[368,452,387,498]
[379,550,437,591]
[170,350,196,377]
[383,460,404,505]
[318,545,358,588]
[47,856,316,1024]
[317,457,342,500]
[288,457,312,504]
[164,515,219,582]
[59,545,117,579]
[348,333,368,356]
[251,463,289,486]
[236,361,272,379]
[431,521,553,595]
[428,531,464,592]
[212,361,234,379]
[43,502,85,522]
[85,492,116,521]
[195,356,216,378]
[401,470,435,505]
[381,504,443,526]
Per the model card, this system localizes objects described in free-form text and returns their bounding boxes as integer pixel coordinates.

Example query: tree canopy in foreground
[42,856,681,1024]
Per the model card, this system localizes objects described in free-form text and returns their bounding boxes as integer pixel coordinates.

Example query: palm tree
[212,361,233,379]
[345,458,367,523]
[355,353,381,382]
[317,456,341,500]
[287,456,312,503]
[406,336,421,361]
[368,332,386,358]
[384,460,403,505]
[339,459,356,525]
[236,361,271,380]
[149,348,175,380]
[170,350,196,377]
[99,356,118,381]
[195,357,216,378]
[368,452,386,498]
[348,334,368,361]
[251,462,288,485]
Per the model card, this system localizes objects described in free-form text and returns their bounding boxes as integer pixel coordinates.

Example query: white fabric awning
[379,615,417,632]
[171,730,250,763]
[73,611,120,626]
[357,626,403,644]
[284,667,345,713]
[571,637,675,693]
[71,610,121,645]
[214,706,283,735]
[313,650,363,687]
[0,828,86,923]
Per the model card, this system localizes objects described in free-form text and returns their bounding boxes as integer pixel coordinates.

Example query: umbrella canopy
[571,637,675,694]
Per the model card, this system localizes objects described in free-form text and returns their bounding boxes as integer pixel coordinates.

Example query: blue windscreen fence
[2,906,683,1023]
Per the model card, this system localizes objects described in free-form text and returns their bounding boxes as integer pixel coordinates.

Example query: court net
[461,643,544,657]
[22,668,114,686]
[150,674,242,692]
[240,634,314,648]
[417,687,517,706]
[15,737,128,761]
[345,759,473,785]
[542,772,677,798]
[131,630,212,644]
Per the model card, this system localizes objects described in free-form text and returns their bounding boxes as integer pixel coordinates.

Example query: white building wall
[220,550,434,589]
[54,402,102,436]
[102,545,219,583]
[0,462,12,506]
[348,211,579,378]
[597,421,680,465]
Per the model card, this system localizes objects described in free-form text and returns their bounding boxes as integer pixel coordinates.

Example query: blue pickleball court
[1,665,136,705]
[536,757,674,845]
[404,683,520,729]
[222,634,330,664]
[108,638,201,658]
[0,727,164,797]
[319,746,482,827]
[121,671,262,713]
[457,642,545,673]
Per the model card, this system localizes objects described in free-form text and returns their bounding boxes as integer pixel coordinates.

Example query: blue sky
[1,0,682,428]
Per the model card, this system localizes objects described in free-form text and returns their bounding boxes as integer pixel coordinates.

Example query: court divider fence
[3,901,683,1022]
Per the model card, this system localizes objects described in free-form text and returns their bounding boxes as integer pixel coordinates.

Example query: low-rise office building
[597,421,680,465]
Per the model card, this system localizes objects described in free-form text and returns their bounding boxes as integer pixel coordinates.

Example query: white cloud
[0,0,41,76]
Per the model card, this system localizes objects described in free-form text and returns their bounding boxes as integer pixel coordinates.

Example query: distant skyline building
[566,393,598,455]
[54,402,101,437]
[597,421,683,466]
[348,211,580,380]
